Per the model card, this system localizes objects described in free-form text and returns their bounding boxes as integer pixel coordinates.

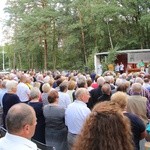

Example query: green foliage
[2,0,150,71]
[107,48,118,65]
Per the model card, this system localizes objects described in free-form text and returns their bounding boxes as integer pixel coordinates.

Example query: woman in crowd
[86,78,94,92]
[2,80,20,128]
[43,90,68,150]
[41,83,51,106]
[117,83,128,93]
[73,101,134,150]
[67,80,76,102]
[111,91,146,150]
[28,87,45,143]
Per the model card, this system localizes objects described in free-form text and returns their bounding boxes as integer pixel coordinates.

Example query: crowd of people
[0,69,150,150]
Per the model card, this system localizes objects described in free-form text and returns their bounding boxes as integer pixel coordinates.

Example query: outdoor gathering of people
[0,68,150,150]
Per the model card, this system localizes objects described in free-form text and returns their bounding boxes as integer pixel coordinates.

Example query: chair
[0,126,7,138]
[32,138,56,150]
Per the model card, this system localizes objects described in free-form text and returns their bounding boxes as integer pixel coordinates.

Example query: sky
[0,0,7,45]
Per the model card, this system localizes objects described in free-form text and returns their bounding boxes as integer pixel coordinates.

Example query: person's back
[124,112,146,150]
[143,78,150,91]
[28,87,45,143]
[111,91,146,150]
[58,91,71,108]
[88,77,105,109]
[41,83,51,106]
[65,100,90,134]
[44,105,66,128]
[2,93,20,118]
[2,80,20,128]
[127,94,148,125]
[73,101,134,150]
[0,103,37,150]
[43,90,68,150]
[127,83,148,125]
[65,88,91,149]
[98,83,111,102]
[17,75,30,103]
[58,81,71,109]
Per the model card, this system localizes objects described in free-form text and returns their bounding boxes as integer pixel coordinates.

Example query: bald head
[75,88,90,103]
[131,83,142,93]
[20,75,27,83]
[97,77,105,86]
[101,83,111,95]
[6,103,36,135]
[135,77,143,85]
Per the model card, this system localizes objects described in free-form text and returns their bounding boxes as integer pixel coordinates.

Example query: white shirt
[17,82,30,102]
[119,64,124,71]
[0,132,37,150]
[87,86,94,91]
[67,90,75,102]
[65,100,91,134]
[115,65,120,72]
[58,92,71,109]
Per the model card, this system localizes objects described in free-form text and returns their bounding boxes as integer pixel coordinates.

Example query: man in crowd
[127,82,148,150]
[127,83,148,125]
[65,88,91,150]
[0,103,37,150]
[128,77,150,118]
[17,75,30,103]
[98,83,111,102]
[88,76,105,109]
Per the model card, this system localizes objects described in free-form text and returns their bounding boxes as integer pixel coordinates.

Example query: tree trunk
[28,51,30,69]
[52,19,56,70]
[13,52,16,69]
[31,54,34,69]
[106,21,114,49]
[78,10,87,65]
[18,52,22,70]
[42,0,48,70]
[44,38,48,70]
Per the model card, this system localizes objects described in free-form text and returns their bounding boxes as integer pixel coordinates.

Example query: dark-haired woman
[43,90,68,150]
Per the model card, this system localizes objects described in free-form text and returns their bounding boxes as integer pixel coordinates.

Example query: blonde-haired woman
[111,91,146,150]
[41,83,51,106]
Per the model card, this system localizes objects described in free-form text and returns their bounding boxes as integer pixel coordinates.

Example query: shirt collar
[74,100,87,106]
[5,132,37,150]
